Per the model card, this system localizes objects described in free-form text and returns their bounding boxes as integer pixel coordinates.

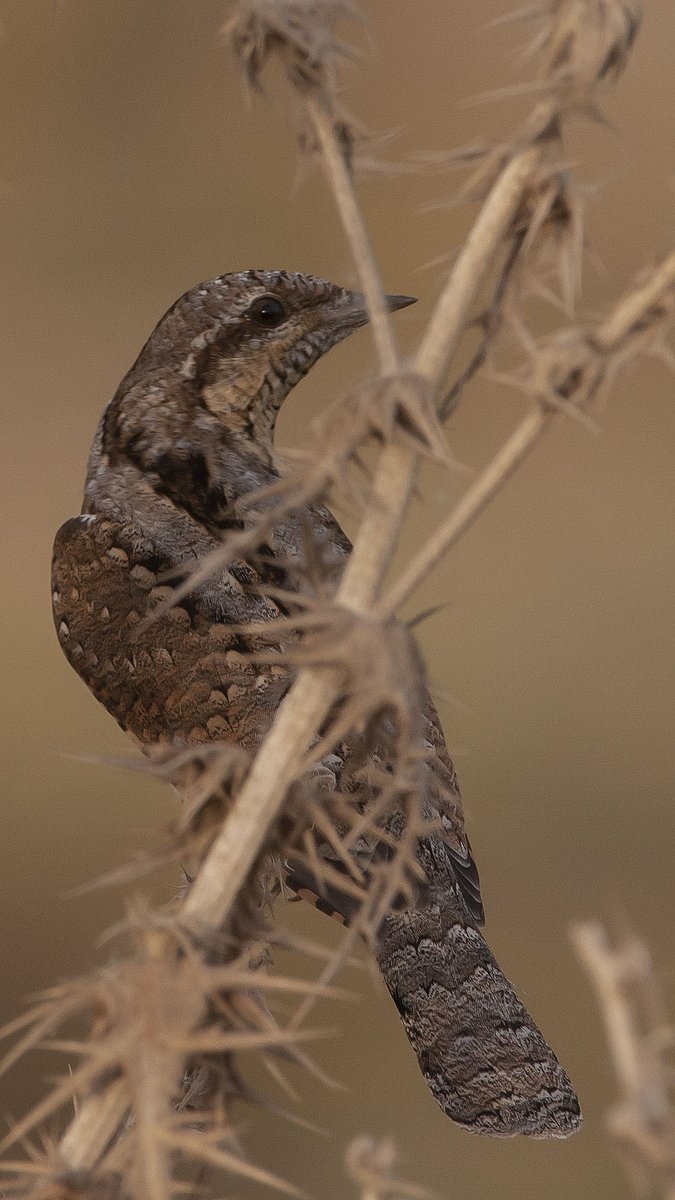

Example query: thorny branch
[3,1,673,1197]
[346,1137,430,1200]
[572,922,675,1199]
[381,245,675,617]
[183,9,562,955]
[185,0,649,938]
[437,227,528,423]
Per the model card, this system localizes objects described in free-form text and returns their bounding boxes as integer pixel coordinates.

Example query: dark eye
[248,295,287,328]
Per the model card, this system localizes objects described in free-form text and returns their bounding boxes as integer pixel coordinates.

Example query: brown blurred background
[1,2,674,1197]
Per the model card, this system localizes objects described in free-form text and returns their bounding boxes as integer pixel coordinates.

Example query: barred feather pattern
[52,271,580,1137]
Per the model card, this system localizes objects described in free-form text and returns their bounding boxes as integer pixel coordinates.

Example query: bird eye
[248,295,287,328]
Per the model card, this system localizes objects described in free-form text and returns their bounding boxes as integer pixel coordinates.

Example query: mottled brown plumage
[52,270,580,1137]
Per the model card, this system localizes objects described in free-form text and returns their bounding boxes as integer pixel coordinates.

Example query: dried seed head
[514,165,586,311]
[224,0,356,92]
[346,1136,430,1200]
[225,0,365,164]
[533,0,641,92]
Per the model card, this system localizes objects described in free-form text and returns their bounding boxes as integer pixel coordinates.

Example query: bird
[51,269,581,1138]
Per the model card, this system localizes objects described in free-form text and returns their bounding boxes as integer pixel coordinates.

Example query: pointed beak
[283,285,419,390]
[327,290,417,334]
[385,294,417,312]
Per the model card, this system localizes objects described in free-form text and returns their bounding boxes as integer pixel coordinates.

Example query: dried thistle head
[224,0,357,92]
[225,0,366,164]
[0,901,337,1199]
[533,0,641,90]
[451,0,640,208]
[346,1137,430,1200]
[514,164,586,312]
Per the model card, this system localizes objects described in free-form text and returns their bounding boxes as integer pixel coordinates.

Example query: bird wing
[52,507,483,923]
[52,513,291,749]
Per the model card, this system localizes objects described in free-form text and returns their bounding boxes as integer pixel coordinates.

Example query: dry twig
[572,922,675,1199]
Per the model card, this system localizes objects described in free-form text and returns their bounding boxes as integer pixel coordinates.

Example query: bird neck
[84,379,281,533]
[200,371,287,461]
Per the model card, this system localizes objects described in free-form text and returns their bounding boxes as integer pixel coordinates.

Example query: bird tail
[375,888,581,1137]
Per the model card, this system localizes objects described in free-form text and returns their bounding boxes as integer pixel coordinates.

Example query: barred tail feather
[376,889,581,1138]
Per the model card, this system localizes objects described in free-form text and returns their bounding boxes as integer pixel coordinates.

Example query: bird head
[172,270,414,449]
[90,271,414,519]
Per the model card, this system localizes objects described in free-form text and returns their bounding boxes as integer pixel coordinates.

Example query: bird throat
[202,379,274,454]
[200,347,298,464]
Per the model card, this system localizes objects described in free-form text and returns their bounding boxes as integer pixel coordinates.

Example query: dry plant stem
[596,246,675,350]
[303,92,413,608]
[383,245,675,617]
[415,144,543,388]
[305,94,399,374]
[59,1077,129,1170]
[182,667,339,928]
[382,406,553,617]
[339,147,547,609]
[58,226,675,1174]
[346,1136,428,1200]
[185,117,551,932]
[340,439,419,608]
[572,921,675,1200]
[571,923,645,1103]
[51,12,649,1180]
[53,97,628,1200]
[53,34,416,1178]
[438,226,527,421]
